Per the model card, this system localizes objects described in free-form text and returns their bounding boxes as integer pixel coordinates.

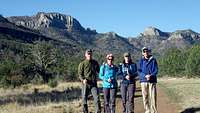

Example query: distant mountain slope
[2,12,200,57]
[0,15,81,55]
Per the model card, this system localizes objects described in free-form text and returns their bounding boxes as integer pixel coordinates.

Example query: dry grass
[0,82,81,97]
[0,100,82,113]
[0,82,83,113]
[158,78,200,113]
[0,81,107,113]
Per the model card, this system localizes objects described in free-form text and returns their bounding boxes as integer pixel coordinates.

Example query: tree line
[0,37,200,88]
[158,45,200,78]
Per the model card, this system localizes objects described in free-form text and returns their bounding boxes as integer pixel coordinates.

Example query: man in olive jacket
[78,49,101,113]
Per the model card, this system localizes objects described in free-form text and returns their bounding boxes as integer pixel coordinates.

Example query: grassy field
[158,78,200,113]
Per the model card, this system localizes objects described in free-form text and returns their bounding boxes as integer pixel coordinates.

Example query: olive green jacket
[78,59,100,83]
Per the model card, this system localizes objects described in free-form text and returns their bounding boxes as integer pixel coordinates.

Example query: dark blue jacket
[118,63,137,84]
[138,56,158,83]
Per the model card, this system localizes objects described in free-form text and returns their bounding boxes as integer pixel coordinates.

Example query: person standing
[78,49,101,113]
[138,47,158,113]
[99,54,118,113]
[118,52,137,113]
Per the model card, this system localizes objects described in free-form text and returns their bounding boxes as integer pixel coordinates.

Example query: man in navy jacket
[138,47,158,113]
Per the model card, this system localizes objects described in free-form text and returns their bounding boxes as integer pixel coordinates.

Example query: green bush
[185,45,200,78]
[158,48,187,77]
[158,45,200,78]
[48,79,58,88]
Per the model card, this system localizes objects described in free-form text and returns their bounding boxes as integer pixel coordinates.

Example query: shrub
[48,79,58,88]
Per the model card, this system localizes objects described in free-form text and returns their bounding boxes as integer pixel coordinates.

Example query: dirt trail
[116,85,180,113]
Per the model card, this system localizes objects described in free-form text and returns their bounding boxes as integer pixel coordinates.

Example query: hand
[125,75,130,80]
[108,78,112,83]
[145,75,151,81]
[83,79,87,84]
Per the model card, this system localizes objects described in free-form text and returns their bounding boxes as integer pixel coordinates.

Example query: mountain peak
[140,26,169,39]
[142,26,163,36]
[7,12,85,32]
[173,29,198,35]
[168,29,200,41]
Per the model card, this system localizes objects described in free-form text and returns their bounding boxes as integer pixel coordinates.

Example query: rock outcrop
[7,12,85,32]
[142,26,169,37]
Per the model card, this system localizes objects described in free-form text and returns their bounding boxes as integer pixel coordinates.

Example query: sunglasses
[107,59,113,61]
[143,50,149,53]
[87,53,92,55]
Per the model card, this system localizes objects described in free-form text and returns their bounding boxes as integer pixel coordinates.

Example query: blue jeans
[103,88,117,113]
[120,83,135,113]
[82,84,101,113]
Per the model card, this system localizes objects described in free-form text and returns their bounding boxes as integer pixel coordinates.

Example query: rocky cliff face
[142,26,169,37]
[168,29,200,42]
[7,12,98,46]
[7,12,85,32]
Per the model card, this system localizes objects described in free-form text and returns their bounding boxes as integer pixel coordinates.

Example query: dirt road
[115,85,180,113]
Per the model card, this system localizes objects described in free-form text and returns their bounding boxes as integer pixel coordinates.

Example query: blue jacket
[138,56,158,83]
[99,63,118,88]
[118,63,137,84]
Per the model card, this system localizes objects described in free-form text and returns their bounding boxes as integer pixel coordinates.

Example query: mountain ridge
[1,12,200,56]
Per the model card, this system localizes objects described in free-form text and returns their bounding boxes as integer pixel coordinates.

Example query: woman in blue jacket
[99,54,118,113]
[118,52,137,113]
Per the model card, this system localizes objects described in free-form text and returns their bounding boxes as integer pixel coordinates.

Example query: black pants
[120,83,135,113]
[82,84,101,113]
[103,88,117,113]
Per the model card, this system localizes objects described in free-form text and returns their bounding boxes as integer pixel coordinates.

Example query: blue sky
[0,0,200,37]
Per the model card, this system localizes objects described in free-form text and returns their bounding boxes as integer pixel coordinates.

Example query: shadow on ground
[180,107,200,113]
[0,87,81,106]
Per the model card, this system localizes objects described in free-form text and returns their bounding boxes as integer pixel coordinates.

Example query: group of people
[78,47,158,113]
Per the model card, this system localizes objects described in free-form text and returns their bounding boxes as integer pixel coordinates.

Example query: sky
[0,0,200,37]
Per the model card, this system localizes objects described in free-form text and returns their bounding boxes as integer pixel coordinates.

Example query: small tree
[32,41,57,83]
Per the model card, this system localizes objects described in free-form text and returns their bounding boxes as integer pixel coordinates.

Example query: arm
[95,60,100,74]
[150,59,158,77]
[138,59,146,78]
[117,64,123,80]
[130,63,138,77]
[78,62,84,81]
[98,65,104,80]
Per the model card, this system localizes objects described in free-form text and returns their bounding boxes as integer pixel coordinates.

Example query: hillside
[6,12,200,56]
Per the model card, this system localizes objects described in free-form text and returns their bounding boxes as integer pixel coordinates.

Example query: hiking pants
[103,88,117,113]
[121,83,135,113]
[141,83,157,113]
[82,84,101,113]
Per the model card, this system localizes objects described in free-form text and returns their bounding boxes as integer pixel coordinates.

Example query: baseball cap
[123,52,130,57]
[85,49,92,54]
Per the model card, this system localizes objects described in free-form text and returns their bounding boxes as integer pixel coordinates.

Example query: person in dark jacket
[78,49,101,113]
[138,47,158,113]
[99,54,118,113]
[118,52,137,113]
